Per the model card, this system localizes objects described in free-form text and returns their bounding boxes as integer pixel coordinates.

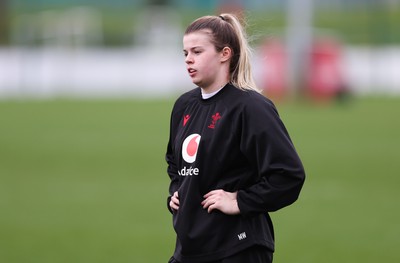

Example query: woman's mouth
[188,68,197,77]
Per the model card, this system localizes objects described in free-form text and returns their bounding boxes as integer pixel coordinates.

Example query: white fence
[0,46,399,98]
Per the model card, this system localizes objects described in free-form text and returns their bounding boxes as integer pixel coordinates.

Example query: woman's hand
[201,190,240,215]
[169,191,180,211]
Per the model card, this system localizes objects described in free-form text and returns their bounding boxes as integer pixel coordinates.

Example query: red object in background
[262,40,287,101]
[307,39,344,101]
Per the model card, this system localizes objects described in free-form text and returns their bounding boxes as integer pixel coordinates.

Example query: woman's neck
[201,85,225,99]
[201,73,230,94]
[201,81,228,94]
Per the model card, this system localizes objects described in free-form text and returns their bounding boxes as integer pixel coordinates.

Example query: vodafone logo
[182,133,201,163]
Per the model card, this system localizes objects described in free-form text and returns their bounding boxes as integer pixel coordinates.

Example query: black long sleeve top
[166,84,305,263]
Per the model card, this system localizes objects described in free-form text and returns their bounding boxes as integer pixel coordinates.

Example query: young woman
[166,14,305,263]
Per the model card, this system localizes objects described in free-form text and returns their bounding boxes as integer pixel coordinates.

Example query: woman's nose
[185,54,193,64]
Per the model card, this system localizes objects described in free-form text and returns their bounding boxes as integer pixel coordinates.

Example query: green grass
[1,97,399,262]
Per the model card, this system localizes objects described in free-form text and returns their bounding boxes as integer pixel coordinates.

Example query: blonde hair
[185,14,259,92]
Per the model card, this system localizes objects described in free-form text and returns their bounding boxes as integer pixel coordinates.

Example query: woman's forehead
[183,31,213,48]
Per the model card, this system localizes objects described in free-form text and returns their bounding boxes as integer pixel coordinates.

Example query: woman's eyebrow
[183,46,203,52]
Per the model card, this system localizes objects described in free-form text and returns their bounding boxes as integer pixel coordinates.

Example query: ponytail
[219,14,259,92]
[185,14,259,92]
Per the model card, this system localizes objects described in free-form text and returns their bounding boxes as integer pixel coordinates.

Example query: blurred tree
[148,0,169,5]
[216,0,244,18]
[0,0,9,45]
[382,0,400,44]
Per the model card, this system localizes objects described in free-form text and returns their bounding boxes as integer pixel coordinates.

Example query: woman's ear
[220,47,232,62]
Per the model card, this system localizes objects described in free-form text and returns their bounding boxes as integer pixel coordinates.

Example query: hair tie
[219,15,225,21]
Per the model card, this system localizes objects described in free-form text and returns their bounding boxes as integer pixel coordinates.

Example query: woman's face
[183,31,227,91]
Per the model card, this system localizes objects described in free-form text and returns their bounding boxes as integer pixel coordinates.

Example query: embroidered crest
[208,112,221,129]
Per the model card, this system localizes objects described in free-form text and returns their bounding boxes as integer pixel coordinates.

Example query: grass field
[1,96,399,263]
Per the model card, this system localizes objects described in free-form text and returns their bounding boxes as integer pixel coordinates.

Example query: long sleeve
[237,98,305,216]
[165,85,301,261]
[166,106,180,214]
[165,94,191,214]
